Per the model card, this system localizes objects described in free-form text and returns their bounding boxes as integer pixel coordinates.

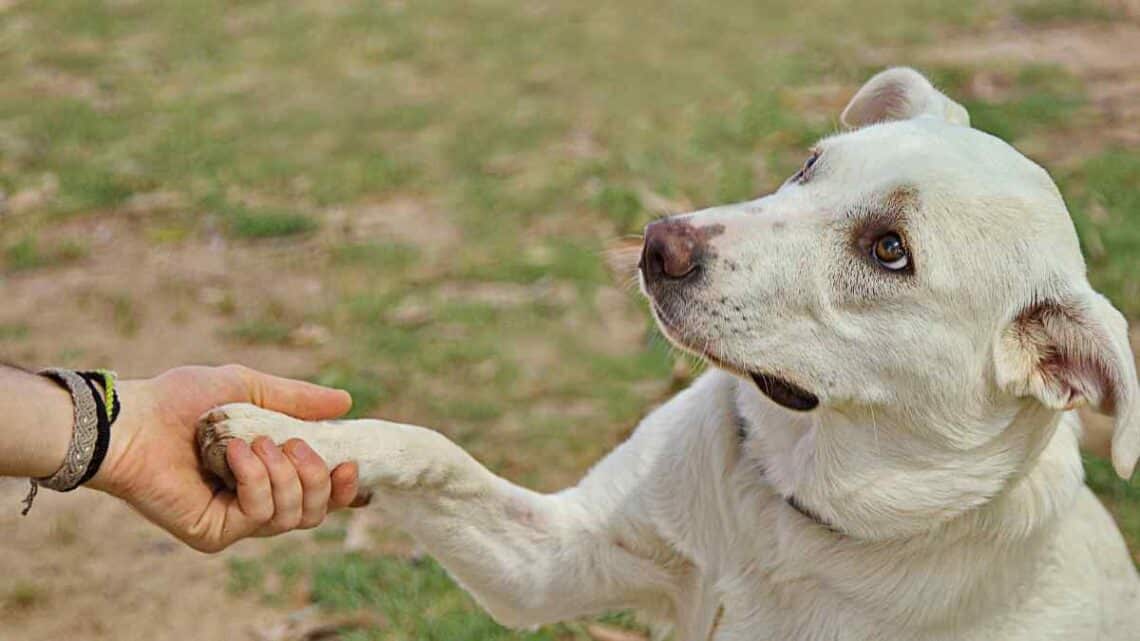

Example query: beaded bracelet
[21,368,120,515]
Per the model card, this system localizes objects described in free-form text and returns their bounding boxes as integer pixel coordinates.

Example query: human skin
[0,363,361,552]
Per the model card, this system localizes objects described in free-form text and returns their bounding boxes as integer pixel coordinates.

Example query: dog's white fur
[199,68,1140,640]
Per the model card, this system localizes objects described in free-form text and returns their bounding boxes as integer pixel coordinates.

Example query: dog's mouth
[649,300,820,412]
[748,372,819,411]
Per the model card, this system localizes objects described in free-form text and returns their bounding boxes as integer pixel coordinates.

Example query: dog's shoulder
[626,371,762,563]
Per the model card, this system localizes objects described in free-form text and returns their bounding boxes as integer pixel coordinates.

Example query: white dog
[199,68,1140,640]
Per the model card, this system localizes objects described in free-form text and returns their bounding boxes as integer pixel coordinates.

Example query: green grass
[965,91,1083,142]
[4,236,87,272]
[1084,455,1140,557]
[925,63,1088,142]
[2,582,46,613]
[227,552,649,641]
[1064,150,1140,317]
[331,243,421,271]
[226,557,266,596]
[312,555,562,641]
[227,318,293,345]
[109,292,141,337]
[227,206,319,239]
[0,323,29,341]
[314,367,386,419]
[1014,0,1116,23]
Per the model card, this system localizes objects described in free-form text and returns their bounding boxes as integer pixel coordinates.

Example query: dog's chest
[689,520,1118,641]
[702,564,874,641]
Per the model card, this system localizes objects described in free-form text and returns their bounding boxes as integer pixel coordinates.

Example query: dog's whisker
[869,404,881,458]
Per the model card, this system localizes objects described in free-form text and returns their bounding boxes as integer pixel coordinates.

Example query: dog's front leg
[197,403,682,628]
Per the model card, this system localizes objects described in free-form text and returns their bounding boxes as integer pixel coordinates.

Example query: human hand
[87,364,360,552]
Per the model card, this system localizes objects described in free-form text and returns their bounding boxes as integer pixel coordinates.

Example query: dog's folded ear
[994,290,1140,479]
[841,67,970,129]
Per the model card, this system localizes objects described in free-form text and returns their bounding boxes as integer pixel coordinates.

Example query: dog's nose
[641,220,702,281]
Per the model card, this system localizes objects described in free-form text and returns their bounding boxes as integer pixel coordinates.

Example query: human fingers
[282,439,332,529]
[329,462,363,509]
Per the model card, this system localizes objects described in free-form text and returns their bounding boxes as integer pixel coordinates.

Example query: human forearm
[0,364,74,478]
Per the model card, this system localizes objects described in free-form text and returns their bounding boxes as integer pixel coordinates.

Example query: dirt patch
[918,20,1140,159]
[24,65,112,109]
[435,280,579,308]
[1,213,337,377]
[324,195,459,256]
[0,479,305,641]
[929,21,1140,76]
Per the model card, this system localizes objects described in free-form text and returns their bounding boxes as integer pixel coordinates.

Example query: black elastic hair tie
[74,373,114,488]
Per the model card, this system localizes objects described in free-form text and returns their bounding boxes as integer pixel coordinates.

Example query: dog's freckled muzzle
[640,218,820,412]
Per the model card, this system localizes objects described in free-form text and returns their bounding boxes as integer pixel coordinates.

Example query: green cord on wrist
[95,369,117,421]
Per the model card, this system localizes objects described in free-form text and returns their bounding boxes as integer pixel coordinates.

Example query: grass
[310,555,567,641]
[109,292,141,337]
[1085,455,1140,559]
[226,205,319,239]
[1,0,1138,636]
[1014,0,1117,23]
[1064,150,1140,317]
[227,557,266,596]
[331,242,421,271]
[0,323,29,341]
[927,62,1088,143]
[2,582,45,613]
[228,551,650,640]
[314,366,386,419]
[227,318,293,346]
[3,235,87,272]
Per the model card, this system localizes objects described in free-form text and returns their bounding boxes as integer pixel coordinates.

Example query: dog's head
[640,68,1140,507]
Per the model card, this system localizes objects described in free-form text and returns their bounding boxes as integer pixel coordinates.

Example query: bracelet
[21,368,120,515]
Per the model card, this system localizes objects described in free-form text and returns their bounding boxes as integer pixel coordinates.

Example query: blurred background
[1,1,1137,639]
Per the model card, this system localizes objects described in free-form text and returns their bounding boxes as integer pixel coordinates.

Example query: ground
[1,1,1139,639]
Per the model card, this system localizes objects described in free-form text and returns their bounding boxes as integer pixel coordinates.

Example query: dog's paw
[196,403,298,489]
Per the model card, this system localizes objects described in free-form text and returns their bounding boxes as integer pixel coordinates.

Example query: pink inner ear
[844,81,910,127]
[1017,300,1120,414]
[1038,349,1115,412]
[869,83,911,123]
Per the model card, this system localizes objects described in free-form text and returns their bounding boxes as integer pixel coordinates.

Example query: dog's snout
[641,220,703,282]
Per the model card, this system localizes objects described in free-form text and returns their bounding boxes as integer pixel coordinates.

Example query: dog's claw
[197,408,238,490]
[349,487,374,508]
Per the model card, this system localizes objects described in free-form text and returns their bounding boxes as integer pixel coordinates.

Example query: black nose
[640,219,703,282]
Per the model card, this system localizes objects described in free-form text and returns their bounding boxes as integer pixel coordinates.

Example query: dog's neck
[730,379,1087,629]
[732,379,1084,543]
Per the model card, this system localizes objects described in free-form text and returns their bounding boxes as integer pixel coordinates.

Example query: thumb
[229,365,352,420]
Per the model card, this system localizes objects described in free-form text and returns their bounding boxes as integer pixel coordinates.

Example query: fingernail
[290,440,318,463]
[255,438,282,461]
[334,461,358,480]
[229,439,252,461]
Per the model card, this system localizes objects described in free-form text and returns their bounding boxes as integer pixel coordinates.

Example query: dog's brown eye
[873,233,908,270]
[791,150,821,184]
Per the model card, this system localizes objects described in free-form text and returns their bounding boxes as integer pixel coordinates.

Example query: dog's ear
[841,67,970,129]
[995,290,1140,479]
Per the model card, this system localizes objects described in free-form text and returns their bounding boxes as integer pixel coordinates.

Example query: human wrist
[86,378,149,497]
